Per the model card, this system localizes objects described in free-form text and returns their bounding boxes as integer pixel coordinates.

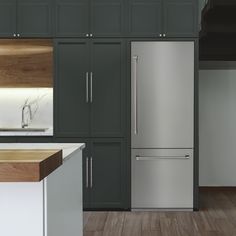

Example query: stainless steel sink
[0,128,48,132]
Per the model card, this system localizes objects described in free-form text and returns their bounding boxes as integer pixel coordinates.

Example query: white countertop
[0,127,53,136]
[0,143,85,161]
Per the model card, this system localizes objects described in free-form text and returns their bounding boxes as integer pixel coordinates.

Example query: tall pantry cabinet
[54,38,129,209]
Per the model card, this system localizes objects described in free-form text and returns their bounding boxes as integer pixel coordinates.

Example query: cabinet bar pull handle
[86,72,89,103]
[90,157,93,188]
[136,155,190,161]
[90,72,93,103]
[86,157,89,188]
[133,55,138,135]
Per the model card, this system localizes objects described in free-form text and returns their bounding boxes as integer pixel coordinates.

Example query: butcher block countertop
[0,149,63,182]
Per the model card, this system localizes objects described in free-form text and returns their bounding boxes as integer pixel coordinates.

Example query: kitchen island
[0,143,85,236]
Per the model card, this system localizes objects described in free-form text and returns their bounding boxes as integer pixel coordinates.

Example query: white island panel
[0,182,44,236]
[45,148,83,236]
[0,143,84,236]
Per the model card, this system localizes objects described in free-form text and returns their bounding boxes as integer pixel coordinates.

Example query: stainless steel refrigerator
[131,41,195,210]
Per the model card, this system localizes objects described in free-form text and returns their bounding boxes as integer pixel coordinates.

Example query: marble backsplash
[0,88,53,130]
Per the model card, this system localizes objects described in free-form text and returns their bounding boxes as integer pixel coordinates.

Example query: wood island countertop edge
[0,150,63,182]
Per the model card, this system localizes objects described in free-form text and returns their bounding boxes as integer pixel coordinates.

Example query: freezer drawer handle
[135,155,190,161]
[133,55,138,135]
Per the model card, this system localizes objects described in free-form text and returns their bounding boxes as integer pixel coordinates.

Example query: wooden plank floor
[84,188,236,236]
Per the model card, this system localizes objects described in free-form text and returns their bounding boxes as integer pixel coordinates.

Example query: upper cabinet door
[90,39,126,137]
[90,0,125,37]
[55,0,89,37]
[17,0,52,37]
[54,39,90,137]
[163,0,197,37]
[0,0,16,37]
[128,0,162,37]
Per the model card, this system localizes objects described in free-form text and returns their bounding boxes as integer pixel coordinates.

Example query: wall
[0,88,53,130]
[199,63,236,186]
[198,0,236,186]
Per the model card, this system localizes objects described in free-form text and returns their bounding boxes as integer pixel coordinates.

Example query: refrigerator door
[131,41,194,149]
[131,149,193,209]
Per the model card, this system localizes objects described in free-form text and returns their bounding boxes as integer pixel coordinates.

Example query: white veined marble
[0,88,53,136]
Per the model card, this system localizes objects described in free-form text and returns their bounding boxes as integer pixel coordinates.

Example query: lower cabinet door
[82,141,91,209]
[89,139,126,209]
[132,149,193,209]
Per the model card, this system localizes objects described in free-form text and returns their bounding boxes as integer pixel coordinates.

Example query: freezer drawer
[131,41,194,149]
[131,149,193,209]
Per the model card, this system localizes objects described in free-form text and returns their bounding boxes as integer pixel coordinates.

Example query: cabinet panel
[0,137,17,143]
[90,40,125,137]
[0,0,16,37]
[164,0,197,37]
[17,0,52,37]
[55,0,89,37]
[128,0,162,37]
[55,39,90,137]
[16,137,53,143]
[91,0,124,36]
[90,139,125,208]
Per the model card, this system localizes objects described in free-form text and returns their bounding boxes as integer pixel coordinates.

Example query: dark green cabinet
[17,0,52,37]
[128,0,162,37]
[0,0,16,37]
[0,0,52,37]
[54,0,89,37]
[128,0,197,37]
[84,139,127,209]
[55,39,90,137]
[91,0,125,37]
[55,39,126,138]
[54,0,125,37]
[164,0,197,37]
[54,40,128,209]
[0,0,197,38]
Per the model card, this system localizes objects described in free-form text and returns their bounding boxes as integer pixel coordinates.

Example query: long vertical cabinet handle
[86,157,89,188]
[90,72,93,103]
[90,157,93,188]
[133,55,138,135]
[86,72,89,103]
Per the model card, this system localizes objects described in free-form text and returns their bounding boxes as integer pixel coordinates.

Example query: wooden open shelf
[0,39,53,87]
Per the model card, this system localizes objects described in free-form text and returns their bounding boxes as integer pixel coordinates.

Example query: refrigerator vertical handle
[133,55,138,135]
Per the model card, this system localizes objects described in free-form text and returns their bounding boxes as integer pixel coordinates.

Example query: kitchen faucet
[21,104,33,128]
